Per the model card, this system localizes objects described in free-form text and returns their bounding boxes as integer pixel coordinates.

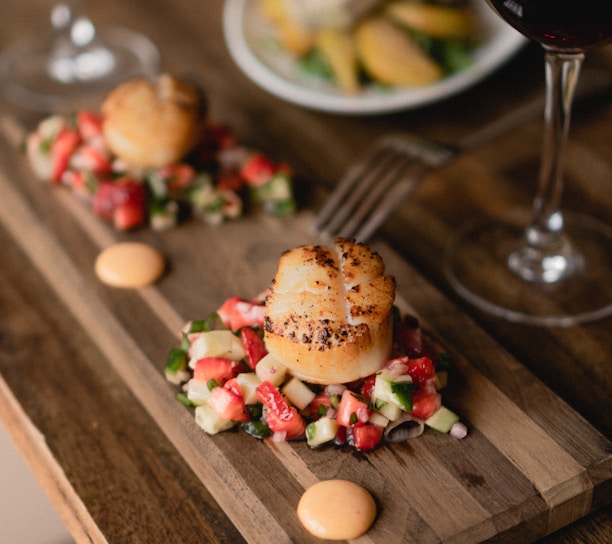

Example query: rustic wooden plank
[1,135,610,544]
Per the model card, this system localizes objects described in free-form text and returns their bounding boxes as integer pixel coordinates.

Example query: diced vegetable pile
[24,111,296,231]
[165,295,467,451]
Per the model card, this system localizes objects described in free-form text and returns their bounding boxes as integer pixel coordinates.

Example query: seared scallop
[264,238,396,384]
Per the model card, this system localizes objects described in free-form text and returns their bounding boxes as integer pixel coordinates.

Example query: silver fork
[314,70,611,243]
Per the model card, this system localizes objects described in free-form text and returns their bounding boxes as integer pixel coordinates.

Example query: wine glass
[445,0,612,326]
[0,1,160,113]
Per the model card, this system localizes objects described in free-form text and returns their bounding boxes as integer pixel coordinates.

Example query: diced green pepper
[175,392,194,407]
[164,348,189,384]
[241,420,271,439]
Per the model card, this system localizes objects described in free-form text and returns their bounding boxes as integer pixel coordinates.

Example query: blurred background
[0,423,72,544]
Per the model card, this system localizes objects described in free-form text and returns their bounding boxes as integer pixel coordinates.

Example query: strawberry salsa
[24,111,296,231]
[165,295,467,451]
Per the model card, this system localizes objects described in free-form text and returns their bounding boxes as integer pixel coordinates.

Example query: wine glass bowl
[0,2,159,113]
[445,0,612,326]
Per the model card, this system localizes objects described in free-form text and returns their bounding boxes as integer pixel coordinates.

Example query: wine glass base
[0,26,159,113]
[444,212,612,326]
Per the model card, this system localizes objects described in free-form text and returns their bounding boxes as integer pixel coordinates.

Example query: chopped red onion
[450,422,468,439]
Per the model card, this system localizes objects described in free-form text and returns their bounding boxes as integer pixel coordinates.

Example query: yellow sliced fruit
[278,19,316,56]
[259,0,315,56]
[315,28,359,94]
[259,0,286,24]
[384,0,476,39]
[355,16,443,87]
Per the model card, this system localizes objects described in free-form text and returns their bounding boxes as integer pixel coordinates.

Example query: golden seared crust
[264,238,396,384]
[336,237,385,288]
[101,74,206,167]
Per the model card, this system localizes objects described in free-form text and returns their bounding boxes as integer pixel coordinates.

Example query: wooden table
[0,1,610,542]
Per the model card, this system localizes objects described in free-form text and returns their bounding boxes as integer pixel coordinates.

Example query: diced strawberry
[193,357,238,383]
[353,424,384,451]
[113,201,146,230]
[223,377,243,398]
[113,176,147,206]
[217,296,265,332]
[92,181,117,220]
[335,389,371,428]
[256,381,305,439]
[51,128,81,183]
[61,169,83,190]
[410,391,441,420]
[92,177,147,229]
[308,393,333,420]
[77,110,104,141]
[264,407,305,439]
[239,153,277,187]
[240,328,267,369]
[216,170,244,192]
[334,425,347,446]
[256,381,288,414]
[62,170,98,201]
[405,357,436,385]
[360,375,377,402]
[207,385,249,422]
[75,145,112,175]
[159,163,196,194]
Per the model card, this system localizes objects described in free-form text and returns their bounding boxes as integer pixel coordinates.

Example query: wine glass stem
[509,50,585,283]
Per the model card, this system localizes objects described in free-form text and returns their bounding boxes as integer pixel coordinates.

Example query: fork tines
[314,134,449,242]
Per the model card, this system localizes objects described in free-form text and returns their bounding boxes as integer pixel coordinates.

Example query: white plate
[223,0,526,115]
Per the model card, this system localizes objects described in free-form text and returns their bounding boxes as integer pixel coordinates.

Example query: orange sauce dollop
[297,479,377,540]
[95,242,165,288]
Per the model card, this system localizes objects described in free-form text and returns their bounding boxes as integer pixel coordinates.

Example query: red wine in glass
[486,0,612,50]
[444,1,612,325]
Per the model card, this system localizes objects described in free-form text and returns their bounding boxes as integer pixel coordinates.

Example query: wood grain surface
[0,1,611,543]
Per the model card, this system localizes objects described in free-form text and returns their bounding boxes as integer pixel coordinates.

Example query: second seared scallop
[101,73,206,168]
[264,238,396,384]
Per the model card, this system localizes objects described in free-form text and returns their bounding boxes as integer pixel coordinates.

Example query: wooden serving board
[0,117,610,544]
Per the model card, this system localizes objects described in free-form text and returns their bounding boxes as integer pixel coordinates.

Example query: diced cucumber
[306,417,339,448]
[368,411,390,428]
[255,353,287,386]
[250,173,296,217]
[281,377,316,410]
[425,405,460,433]
[38,115,65,141]
[376,401,403,422]
[194,404,236,434]
[186,379,213,406]
[390,381,418,411]
[236,372,262,405]
[250,172,292,202]
[373,371,414,409]
[149,200,179,232]
[188,330,245,366]
[145,169,168,200]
